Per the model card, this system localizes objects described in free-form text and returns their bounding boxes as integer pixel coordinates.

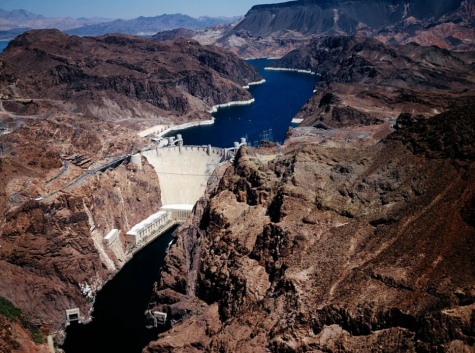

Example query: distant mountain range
[65,14,242,36]
[0,9,241,40]
[0,9,113,33]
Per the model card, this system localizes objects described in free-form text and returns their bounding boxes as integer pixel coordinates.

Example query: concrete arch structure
[142,146,227,206]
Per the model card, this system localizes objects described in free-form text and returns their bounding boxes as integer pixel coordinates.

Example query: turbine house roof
[104,229,119,240]
[126,211,169,236]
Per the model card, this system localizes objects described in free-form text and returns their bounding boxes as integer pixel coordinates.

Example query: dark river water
[61,60,317,353]
[61,227,176,353]
[166,59,318,147]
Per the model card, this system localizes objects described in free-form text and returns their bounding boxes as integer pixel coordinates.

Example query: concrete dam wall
[142,146,227,206]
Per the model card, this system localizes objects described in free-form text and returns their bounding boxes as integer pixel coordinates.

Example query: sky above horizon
[0,0,287,19]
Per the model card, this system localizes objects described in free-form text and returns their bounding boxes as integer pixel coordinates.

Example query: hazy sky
[1,0,286,19]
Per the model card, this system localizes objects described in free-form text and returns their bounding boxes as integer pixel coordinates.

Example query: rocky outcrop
[0,101,166,343]
[0,29,262,125]
[146,103,475,352]
[273,36,475,131]
[0,316,20,353]
[151,28,195,42]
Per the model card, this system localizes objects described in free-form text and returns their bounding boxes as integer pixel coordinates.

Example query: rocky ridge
[0,9,112,32]
[146,102,475,353]
[272,36,475,133]
[0,29,262,130]
[65,14,241,37]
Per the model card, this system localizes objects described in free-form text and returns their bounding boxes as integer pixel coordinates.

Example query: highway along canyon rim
[61,227,176,353]
[60,59,318,353]
[164,59,319,147]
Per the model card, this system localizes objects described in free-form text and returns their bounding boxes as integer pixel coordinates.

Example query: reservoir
[61,60,317,353]
[165,59,318,147]
[0,41,9,53]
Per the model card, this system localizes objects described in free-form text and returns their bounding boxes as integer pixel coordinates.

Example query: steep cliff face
[0,29,262,125]
[0,102,166,347]
[146,103,475,352]
[236,0,463,37]
[0,164,161,325]
[273,36,475,131]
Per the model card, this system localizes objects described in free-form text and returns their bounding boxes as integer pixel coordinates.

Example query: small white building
[126,211,172,245]
[104,229,120,247]
[160,204,194,223]
[66,308,81,325]
[153,311,167,327]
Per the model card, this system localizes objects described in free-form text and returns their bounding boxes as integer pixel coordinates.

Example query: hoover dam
[141,145,229,206]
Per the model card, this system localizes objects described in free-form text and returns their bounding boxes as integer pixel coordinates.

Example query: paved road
[8,141,229,204]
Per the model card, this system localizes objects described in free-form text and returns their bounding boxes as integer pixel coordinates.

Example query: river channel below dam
[62,59,318,352]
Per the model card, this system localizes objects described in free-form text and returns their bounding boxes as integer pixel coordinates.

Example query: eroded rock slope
[0,29,262,126]
[157,0,475,59]
[146,103,475,352]
[273,36,475,137]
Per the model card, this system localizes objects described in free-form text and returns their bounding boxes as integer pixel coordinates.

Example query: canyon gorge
[0,0,475,352]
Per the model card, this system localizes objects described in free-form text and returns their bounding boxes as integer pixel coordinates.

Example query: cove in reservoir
[0,41,9,53]
[165,59,318,147]
[61,227,176,353]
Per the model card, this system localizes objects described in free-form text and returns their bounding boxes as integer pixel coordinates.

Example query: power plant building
[126,211,172,245]
[104,229,120,247]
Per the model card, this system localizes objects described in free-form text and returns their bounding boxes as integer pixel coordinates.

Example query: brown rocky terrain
[145,101,475,353]
[0,29,262,130]
[0,109,164,347]
[271,36,475,137]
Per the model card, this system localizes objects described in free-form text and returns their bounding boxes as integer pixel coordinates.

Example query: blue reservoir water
[0,41,9,53]
[166,59,318,147]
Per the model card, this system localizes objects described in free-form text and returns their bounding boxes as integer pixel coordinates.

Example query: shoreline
[264,67,320,75]
[242,79,266,89]
[157,118,215,137]
[156,98,256,137]
[208,98,256,114]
